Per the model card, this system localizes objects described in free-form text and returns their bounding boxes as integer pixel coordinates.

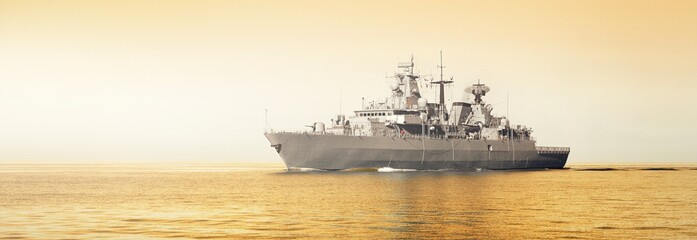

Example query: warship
[265,53,569,171]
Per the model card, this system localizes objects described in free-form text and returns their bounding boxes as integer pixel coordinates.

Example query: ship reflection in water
[1,164,696,239]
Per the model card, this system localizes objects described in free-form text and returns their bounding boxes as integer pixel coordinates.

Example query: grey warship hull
[265,133,569,170]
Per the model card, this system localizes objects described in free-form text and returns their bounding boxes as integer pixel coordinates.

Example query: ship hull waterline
[265,133,569,171]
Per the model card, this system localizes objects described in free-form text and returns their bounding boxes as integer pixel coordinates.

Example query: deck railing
[269,131,538,142]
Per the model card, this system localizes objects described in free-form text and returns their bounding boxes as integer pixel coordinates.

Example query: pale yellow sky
[1,0,696,163]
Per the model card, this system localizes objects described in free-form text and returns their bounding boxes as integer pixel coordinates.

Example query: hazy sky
[1,0,696,164]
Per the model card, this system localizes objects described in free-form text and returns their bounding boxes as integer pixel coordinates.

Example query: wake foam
[286,167,326,172]
[377,167,417,172]
[340,168,378,172]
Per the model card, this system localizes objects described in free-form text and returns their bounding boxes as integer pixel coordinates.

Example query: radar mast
[431,51,453,121]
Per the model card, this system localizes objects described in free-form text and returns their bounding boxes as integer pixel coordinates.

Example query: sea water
[1,163,696,239]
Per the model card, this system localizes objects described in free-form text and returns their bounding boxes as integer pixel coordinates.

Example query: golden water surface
[1,164,696,239]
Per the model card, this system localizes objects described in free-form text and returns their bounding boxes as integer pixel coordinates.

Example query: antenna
[507,82,515,162]
[510,88,516,162]
[449,76,453,107]
[339,89,343,114]
[439,51,444,86]
[431,50,453,121]
[410,54,414,75]
[507,79,511,129]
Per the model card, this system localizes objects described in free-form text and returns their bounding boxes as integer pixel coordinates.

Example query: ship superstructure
[265,53,569,170]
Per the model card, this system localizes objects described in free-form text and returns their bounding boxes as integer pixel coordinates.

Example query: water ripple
[1,164,696,239]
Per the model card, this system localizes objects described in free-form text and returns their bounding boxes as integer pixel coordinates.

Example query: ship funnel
[451,102,472,125]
